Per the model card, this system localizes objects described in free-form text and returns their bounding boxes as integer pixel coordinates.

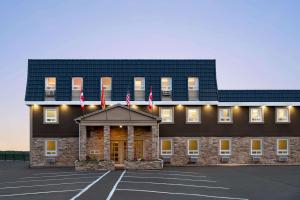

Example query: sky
[0,0,299,151]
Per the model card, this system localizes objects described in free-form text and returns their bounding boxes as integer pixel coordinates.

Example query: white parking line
[141,170,200,175]
[124,175,216,183]
[19,172,104,179]
[106,170,126,200]
[120,180,230,190]
[0,176,100,185]
[0,181,92,190]
[116,189,248,200]
[127,172,207,178]
[32,171,89,176]
[0,189,82,197]
[70,170,110,200]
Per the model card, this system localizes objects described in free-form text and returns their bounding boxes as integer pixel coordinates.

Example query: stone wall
[134,127,152,160]
[75,160,115,171]
[124,160,163,170]
[161,137,300,166]
[86,128,104,160]
[31,137,78,167]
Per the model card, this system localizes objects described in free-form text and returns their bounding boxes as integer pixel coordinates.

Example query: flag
[101,86,106,109]
[80,87,84,110]
[148,86,153,111]
[126,90,130,107]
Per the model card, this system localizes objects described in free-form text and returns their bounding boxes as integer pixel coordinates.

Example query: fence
[0,151,29,161]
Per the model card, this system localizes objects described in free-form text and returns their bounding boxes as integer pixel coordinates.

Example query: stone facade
[124,160,163,170]
[31,137,78,167]
[161,137,300,166]
[75,160,115,171]
[86,127,104,160]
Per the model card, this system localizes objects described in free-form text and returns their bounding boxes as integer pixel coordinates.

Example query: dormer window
[45,77,56,90]
[45,77,56,100]
[250,107,264,123]
[72,77,83,100]
[101,77,112,100]
[218,107,233,123]
[134,77,145,100]
[188,77,199,101]
[161,77,172,100]
[276,108,290,123]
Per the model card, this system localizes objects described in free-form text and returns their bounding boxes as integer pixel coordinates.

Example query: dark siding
[25,59,218,102]
[32,105,300,138]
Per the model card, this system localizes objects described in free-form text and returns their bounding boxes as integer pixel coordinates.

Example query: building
[25,59,300,170]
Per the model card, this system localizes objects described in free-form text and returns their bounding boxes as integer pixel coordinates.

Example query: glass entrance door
[110,140,127,164]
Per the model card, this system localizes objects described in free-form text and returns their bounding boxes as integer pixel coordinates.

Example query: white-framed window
[218,108,233,123]
[45,140,57,156]
[188,77,199,90]
[251,139,262,156]
[44,107,59,123]
[161,77,172,91]
[277,139,289,156]
[159,107,174,123]
[188,139,199,155]
[161,139,172,155]
[219,139,231,156]
[101,77,112,90]
[72,77,83,90]
[134,77,145,91]
[276,108,290,123]
[45,77,56,90]
[186,107,201,123]
[250,107,264,123]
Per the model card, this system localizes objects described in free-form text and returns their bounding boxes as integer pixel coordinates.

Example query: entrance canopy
[75,104,161,126]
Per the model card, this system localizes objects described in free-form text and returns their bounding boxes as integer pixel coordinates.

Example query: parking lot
[0,162,300,200]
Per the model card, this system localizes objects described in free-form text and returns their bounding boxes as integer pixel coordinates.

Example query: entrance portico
[75,104,160,168]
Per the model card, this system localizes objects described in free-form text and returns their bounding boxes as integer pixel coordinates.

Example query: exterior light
[206,104,211,108]
[32,104,39,110]
[131,105,137,109]
[262,105,266,110]
[119,125,122,128]
[234,106,239,109]
[90,104,96,109]
[177,104,183,109]
[288,105,293,109]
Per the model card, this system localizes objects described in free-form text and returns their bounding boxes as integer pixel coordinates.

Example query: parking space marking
[0,176,100,185]
[127,172,207,178]
[70,170,110,200]
[19,172,104,179]
[120,180,230,190]
[0,181,92,190]
[116,189,248,200]
[141,170,200,175]
[0,189,82,197]
[124,175,217,183]
[106,170,126,200]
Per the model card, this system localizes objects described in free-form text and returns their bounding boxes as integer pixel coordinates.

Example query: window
[188,77,199,90]
[161,139,172,155]
[101,77,112,90]
[186,107,201,123]
[134,77,145,91]
[251,139,262,155]
[161,77,172,91]
[219,139,231,156]
[160,107,174,123]
[134,77,145,100]
[72,77,83,90]
[44,108,58,123]
[218,108,233,123]
[276,108,290,123]
[188,139,199,155]
[250,108,264,123]
[45,140,57,156]
[45,77,56,90]
[277,139,288,155]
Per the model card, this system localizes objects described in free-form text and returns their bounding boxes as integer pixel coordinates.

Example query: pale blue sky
[0,0,299,150]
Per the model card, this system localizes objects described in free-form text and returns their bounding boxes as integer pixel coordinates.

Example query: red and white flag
[126,90,130,107]
[148,86,153,111]
[101,86,106,110]
[80,87,84,110]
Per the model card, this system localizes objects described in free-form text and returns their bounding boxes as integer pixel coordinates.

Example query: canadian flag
[80,87,84,110]
[148,86,153,111]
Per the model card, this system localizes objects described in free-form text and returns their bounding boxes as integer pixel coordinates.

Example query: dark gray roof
[25,59,218,101]
[219,90,300,102]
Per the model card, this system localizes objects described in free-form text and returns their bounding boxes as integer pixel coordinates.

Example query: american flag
[126,90,130,107]
[80,87,84,110]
